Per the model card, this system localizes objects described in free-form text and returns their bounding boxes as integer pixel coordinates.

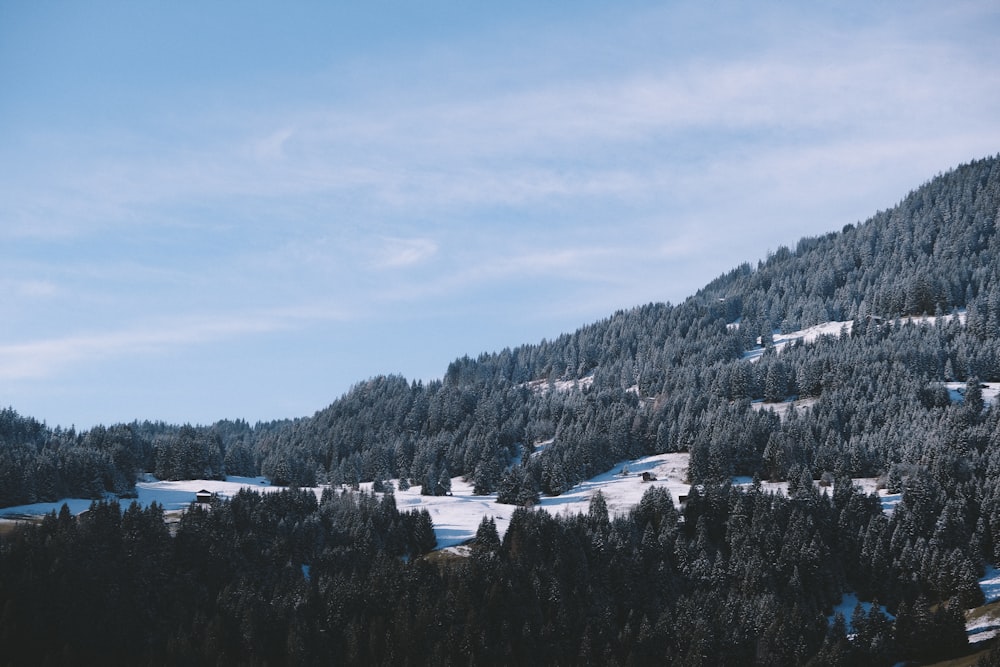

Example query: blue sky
[2,1,999,429]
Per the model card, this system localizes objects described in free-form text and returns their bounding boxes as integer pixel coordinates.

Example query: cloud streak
[373,237,438,268]
[7,5,999,240]
[0,305,354,382]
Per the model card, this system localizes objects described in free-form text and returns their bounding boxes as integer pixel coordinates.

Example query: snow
[0,475,280,521]
[391,452,692,549]
[960,565,1000,644]
[828,592,894,634]
[980,566,1000,605]
[0,456,693,552]
[967,613,1000,644]
[0,497,97,520]
[509,438,552,467]
[851,478,902,516]
[131,475,279,511]
[731,476,900,516]
[750,396,819,419]
[390,477,515,550]
[967,567,1000,643]
[826,535,1000,644]
[3,454,913,554]
[944,381,1000,406]
[742,320,853,362]
[899,310,967,327]
[731,476,792,497]
[740,311,967,365]
[523,374,595,394]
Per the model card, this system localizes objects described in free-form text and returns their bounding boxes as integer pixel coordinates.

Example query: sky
[1,1,999,429]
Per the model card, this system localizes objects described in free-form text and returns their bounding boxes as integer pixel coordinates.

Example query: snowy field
[390,452,692,550]
[945,381,1000,406]
[523,374,595,394]
[731,474,901,516]
[828,593,894,634]
[0,475,279,521]
[742,320,854,362]
[0,455,692,551]
[968,567,1000,643]
[750,396,819,419]
[2,453,906,548]
[740,311,968,365]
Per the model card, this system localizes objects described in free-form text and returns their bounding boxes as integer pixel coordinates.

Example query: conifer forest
[4,156,1000,664]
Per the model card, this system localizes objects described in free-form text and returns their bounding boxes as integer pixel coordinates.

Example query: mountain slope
[5,156,1000,665]
[251,156,1000,489]
[4,156,999,506]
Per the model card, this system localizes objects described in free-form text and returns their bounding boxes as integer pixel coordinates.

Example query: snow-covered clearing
[829,551,1000,643]
[523,374,595,394]
[969,567,1000,643]
[967,608,1000,644]
[742,320,853,362]
[739,311,967,365]
[828,593,894,633]
[0,475,280,523]
[899,310,966,327]
[980,566,1000,605]
[731,475,901,516]
[0,456,692,551]
[3,453,911,552]
[750,396,819,419]
[392,452,692,551]
[945,381,1000,406]
[738,313,997,415]
[851,478,902,516]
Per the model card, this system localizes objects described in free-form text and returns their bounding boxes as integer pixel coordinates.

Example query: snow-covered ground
[828,593,894,634]
[4,453,910,551]
[980,566,1000,605]
[740,311,967,365]
[392,452,692,550]
[969,567,1000,643]
[742,320,854,362]
[945,381,1000,406]
[731,475,901,516]
[0,455,693,551]
[852,478,902,516]
[0,475,280,521]
[750,396,819,419]
[900,310,966,327]
[967,612,1000,644]
[523,374,595,394]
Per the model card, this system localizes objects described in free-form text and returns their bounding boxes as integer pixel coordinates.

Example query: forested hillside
[3,155,1000,663]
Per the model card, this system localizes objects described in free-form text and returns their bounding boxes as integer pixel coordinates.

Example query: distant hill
[251,155,1000,490]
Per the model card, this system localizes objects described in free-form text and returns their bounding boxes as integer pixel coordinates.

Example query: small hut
[195,489,213,504]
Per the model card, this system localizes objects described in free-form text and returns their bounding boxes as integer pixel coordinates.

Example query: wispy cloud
[373,237,438,268]
[0,306,353,382]
[3,279,61,299]
[251,127,296,161]
[4,15,997,243]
